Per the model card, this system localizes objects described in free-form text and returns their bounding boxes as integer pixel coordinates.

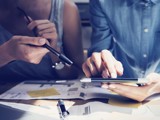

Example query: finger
[27,20,53,30]
[101,69,110,78]
[115,61,124,76]
[82,62,92,77]
[101,83,109,89]
[146,73,160,85]
[101,50,117,78]
[36,23,55,32]
[21,45,49,64]
[86,58,99,76]
[33,48,49,58]
[109,54,123,76]
[16,36,47,46]
[108,84,147,102]
[91,52,103,73]
[39,27,56,36]
[40,33,57,41]
[148,82,160,96]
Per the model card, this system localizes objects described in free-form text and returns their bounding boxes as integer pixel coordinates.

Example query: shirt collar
[128,0,160,5]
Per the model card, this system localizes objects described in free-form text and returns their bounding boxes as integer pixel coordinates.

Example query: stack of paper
[0,80,125,100]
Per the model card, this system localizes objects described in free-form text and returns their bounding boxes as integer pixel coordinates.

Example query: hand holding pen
[27,19,58,48]
[17,7,73,65]
[1,36,49,65]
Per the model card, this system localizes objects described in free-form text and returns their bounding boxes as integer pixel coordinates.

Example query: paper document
[0,101,59,120]
[67,101,160,120]
[0,100,160,120]
[0,79,126,100]
[27,88,60,97]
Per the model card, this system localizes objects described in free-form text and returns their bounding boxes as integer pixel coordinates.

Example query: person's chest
[100,1,160,40]
[0,1,52,36]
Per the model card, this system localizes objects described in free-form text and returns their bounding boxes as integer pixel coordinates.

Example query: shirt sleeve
[88,0,114,57]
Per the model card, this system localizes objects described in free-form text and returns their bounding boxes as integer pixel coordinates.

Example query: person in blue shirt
[82,0,160,101]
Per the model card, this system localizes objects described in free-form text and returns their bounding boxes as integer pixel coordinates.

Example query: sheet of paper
[1,78,160,102]
[146,105,160,116]
[111,112,159,120]
[67,101,160,120]
[68,101,132,115]
[1,100,160,120]
[108,99,142,108]
[0,79,126,100]
[27,88,60,98]
[67,112,160,120]
[0,101,59,120]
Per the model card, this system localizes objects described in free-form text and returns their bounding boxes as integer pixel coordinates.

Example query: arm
[0,36,49,68]
[54,0,84,79]
[0,45,14,67]
[27,0,83,79]
[88,0,113,56]
[82,0,123,78]
[105,73,160,102]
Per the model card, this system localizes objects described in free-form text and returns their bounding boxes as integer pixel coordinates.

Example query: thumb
[19,36,47,46]
[115,61,124,76]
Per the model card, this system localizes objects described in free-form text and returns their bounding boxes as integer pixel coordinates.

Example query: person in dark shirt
[0,0,84,80]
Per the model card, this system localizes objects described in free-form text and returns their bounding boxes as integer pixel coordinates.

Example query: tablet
[80,78,148,84]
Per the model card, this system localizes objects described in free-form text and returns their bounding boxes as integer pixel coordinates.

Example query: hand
[82,50,123,78]
[2,36,49,64]
[27,19,58,48]
[103,73,160,102]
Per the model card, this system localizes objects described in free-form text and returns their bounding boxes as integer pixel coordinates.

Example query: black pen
[80,78,148,84]
[17,7,73,65]
[57,99,69,120]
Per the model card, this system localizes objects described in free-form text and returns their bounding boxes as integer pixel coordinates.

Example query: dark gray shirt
[0,0,64,80]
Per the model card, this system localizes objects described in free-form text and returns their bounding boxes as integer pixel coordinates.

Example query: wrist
[0,45,15,67]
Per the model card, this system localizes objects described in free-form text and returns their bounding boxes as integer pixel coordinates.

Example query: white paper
[0,101,59,120]
[1,100,160,120]
[0,79,124,100]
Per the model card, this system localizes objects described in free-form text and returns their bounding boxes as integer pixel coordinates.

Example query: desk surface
[0,80,160,120]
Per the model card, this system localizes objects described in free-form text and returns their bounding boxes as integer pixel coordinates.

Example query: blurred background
[73,0,91,52]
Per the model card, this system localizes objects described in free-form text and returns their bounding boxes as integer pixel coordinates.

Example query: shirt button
[143,54,147,58]
[144,28,149,33]
[145,3,149,7]
[141,71,145,74]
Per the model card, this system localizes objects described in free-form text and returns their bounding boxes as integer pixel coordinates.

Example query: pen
[57,99,69,120]
[80,78,148,84]
[17,7,73,65]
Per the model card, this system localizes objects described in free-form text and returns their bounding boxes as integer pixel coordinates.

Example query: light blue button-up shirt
[88,0,160,78]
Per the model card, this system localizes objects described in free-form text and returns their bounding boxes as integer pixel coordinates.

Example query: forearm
[88,0,113,57]
[0,45,14,67]
[51,0,84,79]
